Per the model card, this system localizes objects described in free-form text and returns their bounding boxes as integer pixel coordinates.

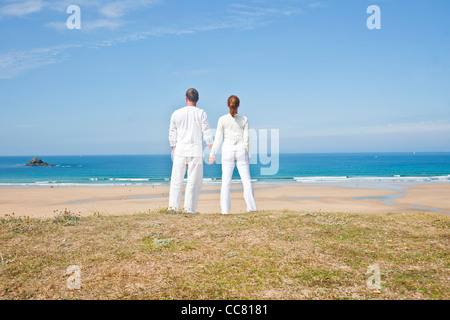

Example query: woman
[208,95,257,214]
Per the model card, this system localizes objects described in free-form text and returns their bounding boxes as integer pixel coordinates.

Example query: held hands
[208,145,215,164]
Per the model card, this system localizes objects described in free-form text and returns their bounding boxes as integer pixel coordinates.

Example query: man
[168,88,213,213]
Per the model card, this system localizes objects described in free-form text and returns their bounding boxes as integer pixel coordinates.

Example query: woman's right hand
[208,156,216,164]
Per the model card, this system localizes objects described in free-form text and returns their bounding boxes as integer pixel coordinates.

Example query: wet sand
[1,183,450,217]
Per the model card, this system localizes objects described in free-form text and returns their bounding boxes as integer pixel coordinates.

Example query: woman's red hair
[228,95,240,117]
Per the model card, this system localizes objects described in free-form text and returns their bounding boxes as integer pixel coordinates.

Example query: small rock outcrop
[25,157,55,167]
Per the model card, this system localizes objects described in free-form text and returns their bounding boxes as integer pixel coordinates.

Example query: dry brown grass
[0,209,449,300]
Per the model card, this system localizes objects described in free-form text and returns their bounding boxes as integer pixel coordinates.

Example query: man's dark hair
[186,88,199,103]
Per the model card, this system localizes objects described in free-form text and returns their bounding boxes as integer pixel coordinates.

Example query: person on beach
[208,95,257,214]
[168,88,213,213]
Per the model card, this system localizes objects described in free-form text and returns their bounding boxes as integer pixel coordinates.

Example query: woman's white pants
[169,155,203,213]
[221,151,257,214]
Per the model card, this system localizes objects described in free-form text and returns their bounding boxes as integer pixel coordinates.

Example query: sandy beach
[1,183,449,217]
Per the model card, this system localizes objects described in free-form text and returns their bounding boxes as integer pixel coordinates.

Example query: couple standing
[168,88,257,214]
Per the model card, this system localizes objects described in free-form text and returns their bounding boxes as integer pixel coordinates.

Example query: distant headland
[24,157,56,167]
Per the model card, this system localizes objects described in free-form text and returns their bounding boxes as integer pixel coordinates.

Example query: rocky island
[25,157,55,167]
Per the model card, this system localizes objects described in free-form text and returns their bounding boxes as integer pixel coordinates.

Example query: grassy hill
[1,209,448,299]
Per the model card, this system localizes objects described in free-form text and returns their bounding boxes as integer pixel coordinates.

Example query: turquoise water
[0,153,449,187]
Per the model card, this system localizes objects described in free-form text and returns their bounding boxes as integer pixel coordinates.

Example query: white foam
[89,178,151,181]
[294,176,348,182]
[293,175,450,183]
[113,178,150,181]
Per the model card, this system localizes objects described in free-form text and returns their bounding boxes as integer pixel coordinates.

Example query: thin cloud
[45,19,124,32]
[99,0,159,18]
[1,1,323,79]
[227,2,305,30]
[83,18,124,31]
[0,44,81,79]
[306,1,328,9]
[0,24,196,78]
[43,0,160,32]
[229,3,303,17]
[0,0,43,17]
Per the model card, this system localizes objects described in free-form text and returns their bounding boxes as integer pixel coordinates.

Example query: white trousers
[169,156,203,213]
[221,150,257,214]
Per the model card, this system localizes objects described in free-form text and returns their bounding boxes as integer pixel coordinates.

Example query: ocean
[0,153,449,187]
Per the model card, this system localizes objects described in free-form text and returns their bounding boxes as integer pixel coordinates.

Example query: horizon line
[1,151,450,157]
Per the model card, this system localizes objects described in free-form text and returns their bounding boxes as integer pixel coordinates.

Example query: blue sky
[0,0,449,155]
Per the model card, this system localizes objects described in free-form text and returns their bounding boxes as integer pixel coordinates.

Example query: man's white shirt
[169,106,213,157]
